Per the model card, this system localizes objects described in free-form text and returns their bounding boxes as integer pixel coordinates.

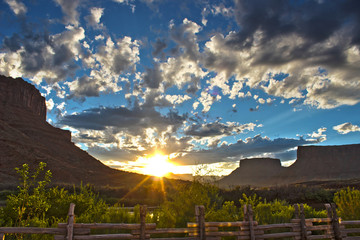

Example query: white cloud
[0,25,85,84]
[85,7,104,28]
[198,90,218,113]
[308,127,327,142]
[258,98,265,104]
[46,98,55,111]
[95,35,105,41]
[54,0,81,26]
[5,0,27,16]
[165,94,191,105]
[202,27,360,110]
[333,122,360,134]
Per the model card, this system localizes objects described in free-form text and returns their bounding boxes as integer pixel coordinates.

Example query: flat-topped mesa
[287,144,360,179]
[240,158,282,172]
[0,75,46,121]
[219,158,285,187]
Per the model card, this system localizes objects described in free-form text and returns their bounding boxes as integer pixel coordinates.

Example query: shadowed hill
[0,75,161,189]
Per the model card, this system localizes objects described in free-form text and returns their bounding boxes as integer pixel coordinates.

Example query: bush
[334,187,360,220]
[1,162,108,229]
[255,200,294,225]
[151,181,223,227]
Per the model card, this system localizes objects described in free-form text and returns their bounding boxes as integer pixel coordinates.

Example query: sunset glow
[137,153,176,177]
[1,0,360,179]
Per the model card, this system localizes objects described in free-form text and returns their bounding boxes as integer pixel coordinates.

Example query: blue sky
[1,0,360,176]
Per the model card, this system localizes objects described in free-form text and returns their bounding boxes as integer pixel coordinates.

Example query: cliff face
[284,144,360,182]
[0,75,147,188]
[0,76,46,121]
[219,144,360,188]
[220,158,286,187]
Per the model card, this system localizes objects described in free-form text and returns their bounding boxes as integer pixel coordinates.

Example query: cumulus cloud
[5,0,27,16]
[308,127,327,142]
[46,98,54,111]
[65,36,140,99]
[165,94,191,105]
[333,122,360,134]
[0,24,85,84]
[201,0,360,109]
[85,7,104,29]
[142,19,206,92]
[54,0,81,26]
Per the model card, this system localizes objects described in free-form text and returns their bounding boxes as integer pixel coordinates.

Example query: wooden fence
[1,203,360,240]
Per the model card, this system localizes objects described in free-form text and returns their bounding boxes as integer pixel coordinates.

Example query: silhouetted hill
[219,144,360,188]
[0,75,162,189]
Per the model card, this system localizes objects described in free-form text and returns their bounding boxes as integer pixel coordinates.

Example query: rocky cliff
[0,76,46,121]
[219,144,360,187]
[219,158,286,187]
[0,75,149,189]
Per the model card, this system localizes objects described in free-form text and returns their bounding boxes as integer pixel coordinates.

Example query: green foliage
[239,193,262,209]
[334,187,360,220]
[302,204,327,218]
[100,205,140,223]
[151,181,223,227]
[237,194,326,224]
[1,162,108,230]
[255,200,294,225]
[207,201,240,222]
[3,162,52,228]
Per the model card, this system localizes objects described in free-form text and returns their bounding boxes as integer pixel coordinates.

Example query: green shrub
[207,201,240,222]
[334,187,360,220]
[2,162,108,229]
[255,200,294,225]
[152,181,223,227]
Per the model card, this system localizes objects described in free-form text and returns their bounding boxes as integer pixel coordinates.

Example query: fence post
[325,204,334,238]
[294,204,300,219]
[300,204,307,240]
[140,205,147,240]
[66,203,75,240]
[331,203,342,240]
[195,205,205,240]
[247,205,255,240]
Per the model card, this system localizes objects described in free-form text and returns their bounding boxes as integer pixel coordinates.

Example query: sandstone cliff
[0,75,149,188]
[0,76,46,121]
[219,144,360,188]
[219,158,286,187]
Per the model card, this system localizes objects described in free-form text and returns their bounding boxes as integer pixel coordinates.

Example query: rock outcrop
[0,75,149,189]
[0,76,46,121]
[220,158,286,187]
[219,144,360,187]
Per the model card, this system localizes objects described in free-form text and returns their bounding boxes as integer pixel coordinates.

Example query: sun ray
[138,153,177,177]
[120,175,152,201]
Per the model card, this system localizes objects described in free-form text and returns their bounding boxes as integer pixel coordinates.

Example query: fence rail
[1,203,360,240]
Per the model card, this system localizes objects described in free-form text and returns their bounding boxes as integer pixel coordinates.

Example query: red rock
[0,75,148,189]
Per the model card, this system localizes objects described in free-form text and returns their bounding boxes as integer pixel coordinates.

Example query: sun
[139,153,176,177]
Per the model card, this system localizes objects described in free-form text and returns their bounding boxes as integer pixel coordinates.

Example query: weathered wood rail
[1,203,360,240]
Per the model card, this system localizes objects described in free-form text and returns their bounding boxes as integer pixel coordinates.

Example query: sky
[0,0,360,177]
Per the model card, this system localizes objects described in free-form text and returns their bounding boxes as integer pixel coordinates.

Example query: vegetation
[1,162,360,239]
[334,187,360,220]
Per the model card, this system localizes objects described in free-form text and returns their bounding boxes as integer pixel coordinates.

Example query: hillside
[0,75,161,189]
